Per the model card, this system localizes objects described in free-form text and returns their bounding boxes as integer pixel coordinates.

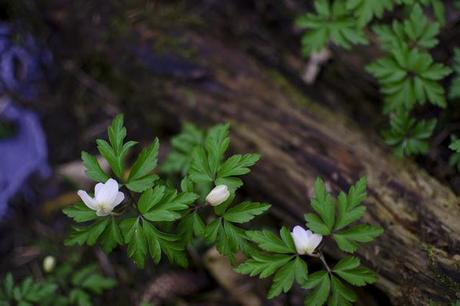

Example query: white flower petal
[94,183,104,198]
[77,190,97,210]
[96,178,119,204]
[112,192,125,208]
[308,233,323,253]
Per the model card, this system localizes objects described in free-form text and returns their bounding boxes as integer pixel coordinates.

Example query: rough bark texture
[148,34,460,305]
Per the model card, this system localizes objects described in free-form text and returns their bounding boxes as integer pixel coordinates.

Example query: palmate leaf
[209,219,253,261]
[120,218,188,268]
[296,0,368,56]
[335,177,367,230]
[63,203,97,223]
[205,123,231,176]
[188,123,259,190]
[81,152,109,183]
[137,185,198,222]
[245,227,296,254]
[333,257,378,286]
[127,138,159,192]
[267,257,308,299]
[235,253,293,279]
[373,5,439,51]
[383,112,436,157]
[161,123,205,175]
[120,218,147,268]
[366,47,452,112]
[304,178,335,235]
[303,270,331,306]
[96,114,137,179]
[328,275,357,306]
[334,224,383,253]
[223,201,270,223]
[394,0,445,25]
[65,218,109,247]
[99,217,123,253]
[216,153,260,189]
[177,211,206,244]
[346,0,393,26]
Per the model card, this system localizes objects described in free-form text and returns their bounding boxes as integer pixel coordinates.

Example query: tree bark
[148,33,460,305]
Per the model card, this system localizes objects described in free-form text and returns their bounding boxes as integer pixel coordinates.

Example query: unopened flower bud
[43,256,56,273]
[206,185,230,206]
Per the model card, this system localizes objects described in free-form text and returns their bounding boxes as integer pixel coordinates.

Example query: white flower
[43,256,56,273]
[206,185,230,206]
[77,178,124,216]
[291,225,323,255]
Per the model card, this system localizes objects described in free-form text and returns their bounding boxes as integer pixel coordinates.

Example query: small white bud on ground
[43,256,56,273]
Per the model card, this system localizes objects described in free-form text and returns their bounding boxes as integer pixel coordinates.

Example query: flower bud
[43,256,56,273]
[206,185,230,206]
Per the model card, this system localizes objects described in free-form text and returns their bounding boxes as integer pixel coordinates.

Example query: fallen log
[145,34,460,305]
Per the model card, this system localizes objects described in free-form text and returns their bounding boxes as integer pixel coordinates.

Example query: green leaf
[335,177,367,230]
[328,275,357,306]
[177,212,206,244]
[310,178,335,233]
[217,153,260,178]
[383,112,436,157]
[65,218,109,247]
[62,203,97,223]
[81,274,116,294]
[296,0,368,56]
[235,253,293,279]
[139,186,198,222]
[215,221,252,261]
[81,151,109,183]
[142,221,162,264]
[267,259,297,299]
[99,217,123,253]
[346,0,393,26]
[155,228,188,267]
[120,218,147,268]
[205,123,230,176]
[161,123,205,175]
[305,213,331,236]
[189,146,213,183]
[334,224,383,253]
[333,256,378,286]
[366,48,451,112]
[97,114,137,179]
[127,139,159,192]
[245,227,296,254]
[4,273,14,297]
[373,5,439,51]
[69,288,91,306]
[303,270,331,306]
[223,201,270,223]
[205,218,221,243]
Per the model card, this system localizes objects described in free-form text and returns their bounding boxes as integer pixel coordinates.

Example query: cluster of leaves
[237,177,383,305]
[63,117,265,268]
[297,1,457,158]
[0,262,115,306]
[63,116,384,305]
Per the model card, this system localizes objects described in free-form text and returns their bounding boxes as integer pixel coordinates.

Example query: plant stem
[318,252,332,275]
